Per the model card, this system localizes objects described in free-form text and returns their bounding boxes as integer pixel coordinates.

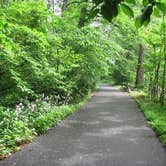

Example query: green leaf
[101,4,113,22]
[120,3,134,17]
[156,2,166,14]
[92,0,103,5]
[143,17,150,26]
[124,0,136,4]
[89,8,100,19]
[153,7,160,17]
[101,1,119,22]
[135,15,143,29]
[142,0,149,6]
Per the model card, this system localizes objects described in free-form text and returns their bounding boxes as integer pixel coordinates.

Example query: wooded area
[0,0,166,159]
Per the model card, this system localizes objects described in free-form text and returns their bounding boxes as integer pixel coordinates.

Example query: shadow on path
[0,85,166,166]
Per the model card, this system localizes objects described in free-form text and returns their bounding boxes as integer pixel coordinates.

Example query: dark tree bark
[160,59,166,105]
[48,0,55,11]
[151,61,160,100]
[135,44,146,87]
[62,0,68,12]
[160,15,166,105]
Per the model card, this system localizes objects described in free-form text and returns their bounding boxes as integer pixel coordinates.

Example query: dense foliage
[0,0,165,159]
[0,1,110,106]
[91,0,166,28]
[131,91,166,144]
[102,3,166,105]
[0,0,111,158]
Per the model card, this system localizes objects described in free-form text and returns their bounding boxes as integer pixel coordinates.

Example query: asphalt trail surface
[1,85,166,166]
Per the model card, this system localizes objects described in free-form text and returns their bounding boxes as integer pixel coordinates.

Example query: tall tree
[135,44,146,87]
[62,0,68,12]
[160,14,166,105]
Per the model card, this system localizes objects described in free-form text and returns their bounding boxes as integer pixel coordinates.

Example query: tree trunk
[160,15,166,105]
[160,59,166,105]
[135,44,146,87]
[151,61,160,100]
[62,0,68,12]
[48,0,55,11]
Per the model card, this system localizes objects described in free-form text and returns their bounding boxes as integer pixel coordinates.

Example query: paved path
[1,85,166,166]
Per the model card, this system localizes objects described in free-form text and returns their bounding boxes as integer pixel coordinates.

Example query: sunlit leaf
[124,0,136,5]
[120,3,134,17]
[156,2,166,14]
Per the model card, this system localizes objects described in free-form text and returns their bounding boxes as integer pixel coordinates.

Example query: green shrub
[5,1,51,32]
[0,95,89,158]
[0,0,109,159]
[131,92,166,145]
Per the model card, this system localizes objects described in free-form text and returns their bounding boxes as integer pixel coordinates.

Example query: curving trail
[1,85,166,166]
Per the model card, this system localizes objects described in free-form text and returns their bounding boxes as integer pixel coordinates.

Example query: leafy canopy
[91,0,166,28]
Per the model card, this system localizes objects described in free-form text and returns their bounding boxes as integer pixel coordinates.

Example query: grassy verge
[130,91,166,145]
[0,94,92,159]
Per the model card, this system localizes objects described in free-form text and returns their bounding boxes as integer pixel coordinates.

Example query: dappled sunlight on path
[0,85,166,166]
